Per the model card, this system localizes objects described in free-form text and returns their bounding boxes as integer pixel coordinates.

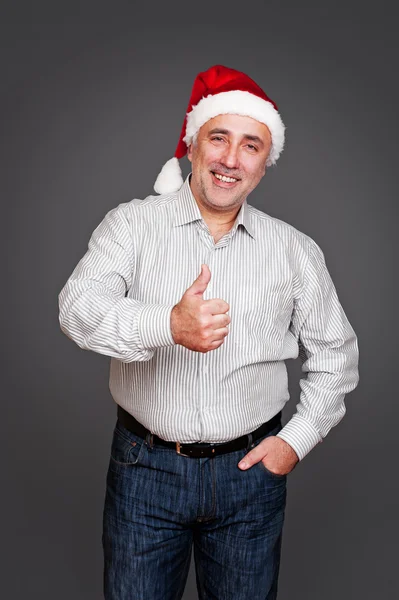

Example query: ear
[187,143,193,163]
[261,163,267,178]
[261,154,269,178]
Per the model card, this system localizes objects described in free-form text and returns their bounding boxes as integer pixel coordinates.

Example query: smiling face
[187,113,272,215]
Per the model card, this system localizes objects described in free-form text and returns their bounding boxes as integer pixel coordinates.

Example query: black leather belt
[117,405,282,458]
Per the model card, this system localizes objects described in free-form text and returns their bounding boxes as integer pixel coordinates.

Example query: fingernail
[238,461,248,469]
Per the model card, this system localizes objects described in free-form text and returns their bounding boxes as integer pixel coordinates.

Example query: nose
[221,143,239,170]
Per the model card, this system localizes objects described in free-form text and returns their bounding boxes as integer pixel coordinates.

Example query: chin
[207,193,241,208]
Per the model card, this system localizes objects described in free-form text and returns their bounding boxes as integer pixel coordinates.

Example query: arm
[58,203,176,362]
[276,238,360,461]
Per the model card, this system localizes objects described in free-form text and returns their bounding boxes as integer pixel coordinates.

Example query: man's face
[187,113,272,214]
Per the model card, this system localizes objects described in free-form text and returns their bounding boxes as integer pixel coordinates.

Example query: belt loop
[246,432,253,451]
[145,432,154,449]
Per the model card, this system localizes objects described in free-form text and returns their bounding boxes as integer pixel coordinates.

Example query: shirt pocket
[230,279,294,359]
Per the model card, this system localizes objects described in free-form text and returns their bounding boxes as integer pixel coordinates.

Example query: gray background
[2,2,397,598]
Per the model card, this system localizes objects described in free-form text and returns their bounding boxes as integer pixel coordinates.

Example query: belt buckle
[176,441,218,458]
[176,442,190,457]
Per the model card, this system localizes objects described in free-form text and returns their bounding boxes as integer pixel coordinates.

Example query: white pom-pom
[154,157,184,194]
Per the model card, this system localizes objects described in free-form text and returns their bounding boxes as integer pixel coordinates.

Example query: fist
[170,264,231,353]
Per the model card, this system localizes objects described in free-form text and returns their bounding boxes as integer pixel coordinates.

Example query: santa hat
[154,64,285,195]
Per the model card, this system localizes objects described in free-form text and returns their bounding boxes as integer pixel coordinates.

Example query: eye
[211,136,225,142]
[246,144,258,151]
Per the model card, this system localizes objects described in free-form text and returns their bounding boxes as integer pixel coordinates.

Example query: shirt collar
[173,173,255,239]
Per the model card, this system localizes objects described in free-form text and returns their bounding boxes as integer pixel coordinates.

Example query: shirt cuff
[276,413,323,461]
[138,304,177,349]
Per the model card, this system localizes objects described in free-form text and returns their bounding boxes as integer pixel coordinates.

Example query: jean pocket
[244,422,287,480]
[257,460,287,480]
[109,420,146,468]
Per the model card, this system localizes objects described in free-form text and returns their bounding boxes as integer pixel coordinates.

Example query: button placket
[201,247,214,424]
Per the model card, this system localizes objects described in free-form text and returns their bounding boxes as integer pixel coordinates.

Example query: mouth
[210,171,241,188]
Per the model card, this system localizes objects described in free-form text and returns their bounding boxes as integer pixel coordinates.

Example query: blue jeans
[102,417,287,599]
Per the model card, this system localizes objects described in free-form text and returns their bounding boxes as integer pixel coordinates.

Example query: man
[58,65,359,599]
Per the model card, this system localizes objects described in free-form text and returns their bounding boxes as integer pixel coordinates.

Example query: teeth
[214,173,238,183]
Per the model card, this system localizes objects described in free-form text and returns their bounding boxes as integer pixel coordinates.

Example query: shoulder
[108,190,178,229]
[247,203,322,260]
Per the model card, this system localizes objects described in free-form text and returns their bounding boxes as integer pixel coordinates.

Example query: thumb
[186,264,211,297]
[238,439,272,470]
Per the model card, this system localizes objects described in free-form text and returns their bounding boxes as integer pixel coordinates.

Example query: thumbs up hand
[170,264,231,353]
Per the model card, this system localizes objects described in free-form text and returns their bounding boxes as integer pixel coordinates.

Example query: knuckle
[199,314,211,326]
[198,303,207,315]
[244,451,253,463]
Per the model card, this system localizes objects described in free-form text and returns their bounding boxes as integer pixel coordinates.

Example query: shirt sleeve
[58,204,177,362]
[276,238,360,461]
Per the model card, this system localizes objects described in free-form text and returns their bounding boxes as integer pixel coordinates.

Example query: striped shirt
[58,174,359,461]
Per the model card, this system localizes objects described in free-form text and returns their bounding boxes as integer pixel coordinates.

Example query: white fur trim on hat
[154,157,184,195]
[183,90,285,167]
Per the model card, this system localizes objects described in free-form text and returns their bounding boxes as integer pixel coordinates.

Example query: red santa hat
[154,64,286,194]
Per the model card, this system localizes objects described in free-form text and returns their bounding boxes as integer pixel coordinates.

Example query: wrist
[170,305,180,344]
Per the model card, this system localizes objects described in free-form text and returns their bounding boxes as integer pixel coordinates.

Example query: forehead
[199,113,272,143]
